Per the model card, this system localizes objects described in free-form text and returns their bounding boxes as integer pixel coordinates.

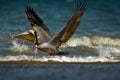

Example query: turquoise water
[0,0,120,80]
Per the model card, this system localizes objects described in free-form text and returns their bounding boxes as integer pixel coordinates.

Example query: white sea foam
[98,45,120,55]
[65,37,92,47]
[10,37,120,55]
[0,55,119,62]
[91,36,120,46]
[6,36,120,62]
[64,36,120,47]
[98,45,112,58]
[10,40,32,53]
[65,36,120,54]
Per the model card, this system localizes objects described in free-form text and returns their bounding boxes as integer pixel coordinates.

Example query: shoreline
[0,60,120,64]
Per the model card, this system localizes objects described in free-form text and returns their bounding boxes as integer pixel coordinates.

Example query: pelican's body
[37,43,59,55]
[13,1,86,55]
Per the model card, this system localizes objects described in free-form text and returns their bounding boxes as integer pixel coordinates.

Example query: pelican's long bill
[12,30,35,43]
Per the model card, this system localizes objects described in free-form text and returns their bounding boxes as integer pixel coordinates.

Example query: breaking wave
[10,40,34,54]
[65,36,120,47]
[66,36,120,54]
[11,40,30,52]
[1,35,119,62]
[0,55,119,62]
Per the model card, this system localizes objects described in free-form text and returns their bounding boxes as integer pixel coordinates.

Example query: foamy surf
[5,36,120,62]
[0,55,119,62]
[10,40,39,54]
[12,36,120,52]
[65,36,120,54]
[10,37,120,54]
[11,40,30,52]
[10,36,120,55]
[66,36,120,47]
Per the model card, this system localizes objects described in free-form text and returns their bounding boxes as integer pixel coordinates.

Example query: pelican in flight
[13,2,86,55]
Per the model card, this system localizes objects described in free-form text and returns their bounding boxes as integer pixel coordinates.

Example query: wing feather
[25,6,50,33]
[25,6,52,43]
[50,2,86,48]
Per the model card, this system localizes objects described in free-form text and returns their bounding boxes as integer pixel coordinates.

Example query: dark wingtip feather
[75,1,87,12]
[25,6,43,25]
[24,6,51,33]
[25,6,34,17]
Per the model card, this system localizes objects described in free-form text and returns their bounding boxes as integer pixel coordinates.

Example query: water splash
[11,36,120,55]
[1,39,120,62]
[10,40,31,53]
[98,45,112,58]
[5,36,120,62]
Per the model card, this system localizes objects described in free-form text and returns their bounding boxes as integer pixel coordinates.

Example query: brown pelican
[13,2,86,55]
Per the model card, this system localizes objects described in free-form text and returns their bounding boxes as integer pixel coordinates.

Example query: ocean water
[0,0,120,80]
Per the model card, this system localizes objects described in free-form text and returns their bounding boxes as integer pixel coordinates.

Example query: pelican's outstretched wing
[25,6,52,43]
[51,2,86,48]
